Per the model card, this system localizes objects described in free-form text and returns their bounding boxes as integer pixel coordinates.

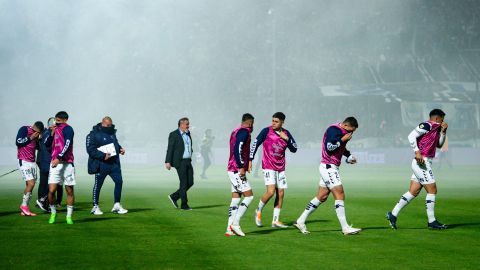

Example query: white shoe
[230,225,246,237]
[272,221,289,228]
[36,199,48,212]
[293,222,310,234]
[225,227,235,237]
[111,203,128,214]
[91,205,103,215]
[342,225,361,235]
[255,209,262,227]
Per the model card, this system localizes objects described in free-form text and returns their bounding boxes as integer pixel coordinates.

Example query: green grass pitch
[0,164,479,269]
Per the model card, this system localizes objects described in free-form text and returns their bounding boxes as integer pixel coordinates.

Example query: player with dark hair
[16,120,44,216]
[293,117,362,235]
[47,111,76,224]
[226,113,255,236]
[387,109,448,230]
[250,112,297,228]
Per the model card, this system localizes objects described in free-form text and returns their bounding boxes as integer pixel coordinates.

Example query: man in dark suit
[165,117,194,210]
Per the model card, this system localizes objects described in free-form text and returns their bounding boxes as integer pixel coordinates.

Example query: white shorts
[319,163,343,189]
[263,170,288,189]
[411,158,435,184]
[48,163,76,186]
[228,171,252,193]
[18,160,37,182]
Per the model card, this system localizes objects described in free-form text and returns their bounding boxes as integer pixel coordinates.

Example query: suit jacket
[165,129,193,168]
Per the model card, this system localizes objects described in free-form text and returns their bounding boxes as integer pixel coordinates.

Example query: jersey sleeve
[249,127,268,160]
[324,126,344,154]
[285,130,298,153]
[407,122,430,152]
[233,128,249,168]
[58,126,74,160]
[15,126,31,147]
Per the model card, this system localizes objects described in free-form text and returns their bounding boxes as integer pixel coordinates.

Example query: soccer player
[293,117,362,235]
[226,113,255,237]
[47,111,76,225]
[86,116,128,215]
[250,112,297,228]
[16,121,44,216]
[387,109,448,230]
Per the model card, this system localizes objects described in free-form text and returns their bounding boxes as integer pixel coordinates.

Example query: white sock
[426,193,436,223]
[227,198,241,230]
[114,202,121,208]
[297,197,321,224]
[272,207,281,223]
[334,200,348,230]
[257,200,266,212]
[21,192,32,206]
[233,196,254,226]
[67,205,73,218]
[50,205,57,214]
[392,192,415,217]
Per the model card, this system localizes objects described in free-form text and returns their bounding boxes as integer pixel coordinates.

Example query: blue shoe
[386,212,397,229]
[428,220,447,230]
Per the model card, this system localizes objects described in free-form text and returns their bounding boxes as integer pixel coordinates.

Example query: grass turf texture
[0,164,479,270]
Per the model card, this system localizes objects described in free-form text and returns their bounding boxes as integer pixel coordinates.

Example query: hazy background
[1,0,479,165]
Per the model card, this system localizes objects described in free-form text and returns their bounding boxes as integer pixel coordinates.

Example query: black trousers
[171,159,194,208]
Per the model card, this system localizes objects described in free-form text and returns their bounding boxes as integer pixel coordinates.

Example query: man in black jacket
[165,117,194,210]
[36,117,63,211]
[86,116,127,215]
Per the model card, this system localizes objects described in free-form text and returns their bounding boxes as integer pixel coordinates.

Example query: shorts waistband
[320,163,339,169]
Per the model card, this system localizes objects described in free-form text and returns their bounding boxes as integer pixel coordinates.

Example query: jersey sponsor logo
[271,143,283,157]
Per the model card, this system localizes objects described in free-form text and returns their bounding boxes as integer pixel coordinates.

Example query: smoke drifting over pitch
[1,0,479,164]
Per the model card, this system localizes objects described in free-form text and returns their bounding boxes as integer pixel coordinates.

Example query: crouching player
[387,109,448,230]
[47,111,76,225]
[226,113,255,237]
[294,117,361,235]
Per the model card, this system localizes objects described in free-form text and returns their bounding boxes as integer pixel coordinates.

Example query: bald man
[86,116,127,215]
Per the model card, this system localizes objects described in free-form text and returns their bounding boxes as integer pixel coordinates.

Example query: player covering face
[387,109,448,230]
[225,113,255,237]
[293,117,362,235]
[47,111,76,225]
[16,121,44,216]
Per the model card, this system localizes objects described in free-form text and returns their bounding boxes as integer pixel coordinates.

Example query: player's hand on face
[120,148,125,155]
[30,132,40,140]
[415,151,424,165]
[279,131,289,141]
[51,158,60,168]
[104,153,112,160]
[341,132,353,142]
[248,161,252,173]
[165,163,172,170]
[441,122,448,133]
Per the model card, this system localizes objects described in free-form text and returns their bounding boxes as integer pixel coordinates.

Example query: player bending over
[16,121,44,216]
[294,117,361,235]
